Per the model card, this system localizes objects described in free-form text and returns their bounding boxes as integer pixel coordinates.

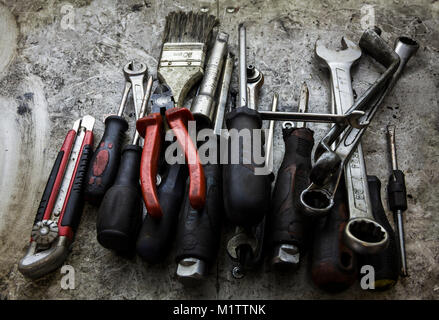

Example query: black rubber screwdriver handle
[175,162,223,265]
[222,107,272,227]
[96,145,143,254]
[388,170,408,212]
[136,163,188,263]
[85,115,128,204]
[310,178,357,293]
[361,175,399,290]
[267,128,314,253]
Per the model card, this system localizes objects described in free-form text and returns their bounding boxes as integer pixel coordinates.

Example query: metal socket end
[271,244,300,271]
[176,258,208,286]
[191,32,229,127]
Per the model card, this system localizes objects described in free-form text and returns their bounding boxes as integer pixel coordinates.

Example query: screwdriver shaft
[387,124,408,277]
[238,24,247,108]
[118,82,132,117]
[133,76,154,145]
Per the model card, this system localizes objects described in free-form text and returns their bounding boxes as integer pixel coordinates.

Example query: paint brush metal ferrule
[158,42,207,107]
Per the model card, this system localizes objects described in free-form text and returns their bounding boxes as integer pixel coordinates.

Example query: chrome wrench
[313,37,387,254]
[123,61,148,120]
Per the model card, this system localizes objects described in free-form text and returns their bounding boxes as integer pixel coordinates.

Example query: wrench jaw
[344,218,389,255]
[18,236,71,279]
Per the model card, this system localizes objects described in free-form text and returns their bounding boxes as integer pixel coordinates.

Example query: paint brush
[158,11,219,107]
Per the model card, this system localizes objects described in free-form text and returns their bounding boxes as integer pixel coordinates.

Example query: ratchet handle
[175,161,223,265]
[267,128,314,251]
[223,107,272,227]
[166,107,206,211]
[85,116,128,204]
[96,145,143,254]
[137,113,164,219]
[311,179,357,293]
[361,175,399,290]
[59,130,94,239]
[387,170,407,212]
[136,163,188,263]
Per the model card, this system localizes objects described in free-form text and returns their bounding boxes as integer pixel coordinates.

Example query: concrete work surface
[0,0,438,300]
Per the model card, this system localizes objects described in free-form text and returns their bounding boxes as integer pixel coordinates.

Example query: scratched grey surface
[0,0,438,300]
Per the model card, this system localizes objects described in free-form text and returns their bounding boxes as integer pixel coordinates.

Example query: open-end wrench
[313,37,388,254]
[258,109,366,128]
[124,61,148,119]
[301,29,415,256]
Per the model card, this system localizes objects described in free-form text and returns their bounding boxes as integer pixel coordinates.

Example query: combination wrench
[123,61,148,120]
[313,37,389,254]
[301,29,418,255]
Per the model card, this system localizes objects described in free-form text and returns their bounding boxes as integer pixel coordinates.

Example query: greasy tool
[267,84,314,271]
[300,28,403,255]
[84,67,132,204]
[361,175,399,290]
[96,76,154,254]
[134,85,191,262]
[302,30,418,256]
[310,178,357,293]
[175,52,233,285]
[124,61,148,119]
[315,36,388,256]
[19,116,95,279]
[226,92,277,279]
[157,11,218,108]
[222,24,271,228]
[387,125,409,277]
[136,84,205,219]
[214,52,234,135]
[136,11,216,219]
[191,31,229,128]
[258,109,366,128]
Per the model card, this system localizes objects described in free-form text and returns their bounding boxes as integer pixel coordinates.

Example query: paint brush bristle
[163,11,219,44]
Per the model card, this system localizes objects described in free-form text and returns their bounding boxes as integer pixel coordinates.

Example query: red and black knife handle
[35,129,77,225]
[58,130,94,240]
[85,116,128,204]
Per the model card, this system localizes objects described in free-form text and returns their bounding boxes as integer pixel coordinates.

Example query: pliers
[136,84,205,219]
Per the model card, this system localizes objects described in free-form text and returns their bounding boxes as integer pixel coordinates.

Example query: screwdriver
[361,175,399,290]
[267,83,314,271]
[96,76,153,254]
[85,80,131,204]
[174,52,233,285]
[222,24,271,228]
[387,125,409,276]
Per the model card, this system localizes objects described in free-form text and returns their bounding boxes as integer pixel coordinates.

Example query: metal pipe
[191,32,229,127]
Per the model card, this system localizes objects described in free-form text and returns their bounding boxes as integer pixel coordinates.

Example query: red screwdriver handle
[166,107,206,211]
[136,113,164,219]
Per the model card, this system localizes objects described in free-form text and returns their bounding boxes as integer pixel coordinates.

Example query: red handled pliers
[136,84,205,219]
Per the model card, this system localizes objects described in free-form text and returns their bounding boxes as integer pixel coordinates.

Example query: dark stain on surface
[131,4,143,12]
[16,93,34,115]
